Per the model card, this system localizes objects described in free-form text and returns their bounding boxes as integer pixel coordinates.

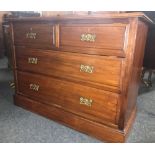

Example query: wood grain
[14,94,126,142]
[60,24,128,54]
[17,71,120,126]
[10,12,150,142]
[15,47,123,92]
[13,22,54,49]
[125,20,148,125]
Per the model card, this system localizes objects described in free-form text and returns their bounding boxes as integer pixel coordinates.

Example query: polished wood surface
[121,20,148,128]
[10,12,150,142]
[9,12,153,23]
[16,47,123,92]
[60,24,127,51]
[14,94,126,142]
[17,71,120,125]
[14,23,54,49]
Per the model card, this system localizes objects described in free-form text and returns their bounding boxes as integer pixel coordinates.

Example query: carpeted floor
[0,57,155,143]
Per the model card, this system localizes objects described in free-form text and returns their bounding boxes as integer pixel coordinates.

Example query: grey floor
[0,57,155,143]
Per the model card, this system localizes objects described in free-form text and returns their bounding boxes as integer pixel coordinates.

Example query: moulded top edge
[7,12,154,24]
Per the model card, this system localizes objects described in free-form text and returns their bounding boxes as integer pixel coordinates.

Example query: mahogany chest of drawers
[9,12,150,142]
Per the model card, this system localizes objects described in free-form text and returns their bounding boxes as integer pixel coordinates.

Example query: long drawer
[13,23,54,49]
[59,24,128,56]
[16,47,123,92]
[17,71,120,125]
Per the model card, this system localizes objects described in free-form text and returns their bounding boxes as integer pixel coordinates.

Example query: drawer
[17,71,120,125]
[16,47,123,92]
[13,23,54,49]
[59,24,128,56]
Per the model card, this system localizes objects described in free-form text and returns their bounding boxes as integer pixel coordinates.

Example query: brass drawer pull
[80,64,94,73]
[26,32,36,39]
[81,33,96,42]
[80,97,93,107]
[28,57,38,64]
[29,83,39,91]
[26,28,37,39]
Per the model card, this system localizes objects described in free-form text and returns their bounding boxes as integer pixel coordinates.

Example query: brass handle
[81,33,96,42]
[80,64,94,73]
[26,28,36,39]
[80,97,93,106]
[28,57,38,64]
[26,32,36,39]
[29,83,39,91]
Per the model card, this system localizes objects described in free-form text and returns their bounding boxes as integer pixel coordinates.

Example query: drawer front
[59,24,128,56]
[16,47,122,92]
[17,71,120,125]
[13,23,54,49]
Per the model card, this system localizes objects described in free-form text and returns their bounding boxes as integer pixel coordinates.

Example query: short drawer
[59,24,128,56]
[13,23,54,49]
[17,71,120,125]
[16,47,123,92]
